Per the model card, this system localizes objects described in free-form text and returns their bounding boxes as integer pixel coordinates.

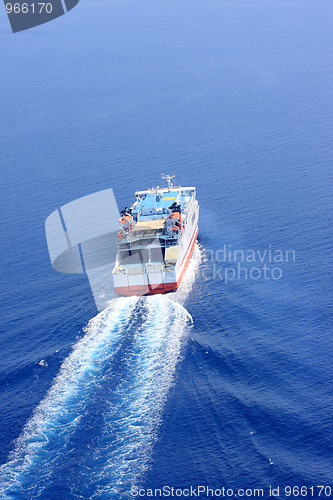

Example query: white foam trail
[0,296,138,497]
[89,296,192,499]
[88,245,203,498]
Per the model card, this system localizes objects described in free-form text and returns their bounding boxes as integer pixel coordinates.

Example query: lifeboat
[119,213,134,231]
[119,214,132,224]
[170,211,181,221]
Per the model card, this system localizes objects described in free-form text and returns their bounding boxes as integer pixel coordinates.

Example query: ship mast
[162,174,175,189]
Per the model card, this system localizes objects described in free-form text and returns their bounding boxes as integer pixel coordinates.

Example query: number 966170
[5,3,53,14]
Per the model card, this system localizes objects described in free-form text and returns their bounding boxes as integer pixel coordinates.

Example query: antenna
[162,174,176,189]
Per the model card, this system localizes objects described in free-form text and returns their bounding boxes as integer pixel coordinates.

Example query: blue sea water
[0,0,332,498]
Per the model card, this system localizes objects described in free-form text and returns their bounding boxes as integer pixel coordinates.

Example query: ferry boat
[112,175,199,296]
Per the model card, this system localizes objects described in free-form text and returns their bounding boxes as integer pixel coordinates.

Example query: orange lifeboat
[119,213,134,231]
[119,214,132,225]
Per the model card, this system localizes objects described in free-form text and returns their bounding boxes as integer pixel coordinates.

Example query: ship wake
[0,245,202,499]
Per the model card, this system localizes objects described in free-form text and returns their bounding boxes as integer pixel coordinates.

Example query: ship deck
[132,187,194,220]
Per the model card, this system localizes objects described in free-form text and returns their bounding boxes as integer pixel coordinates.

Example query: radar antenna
[162,174,176,189]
